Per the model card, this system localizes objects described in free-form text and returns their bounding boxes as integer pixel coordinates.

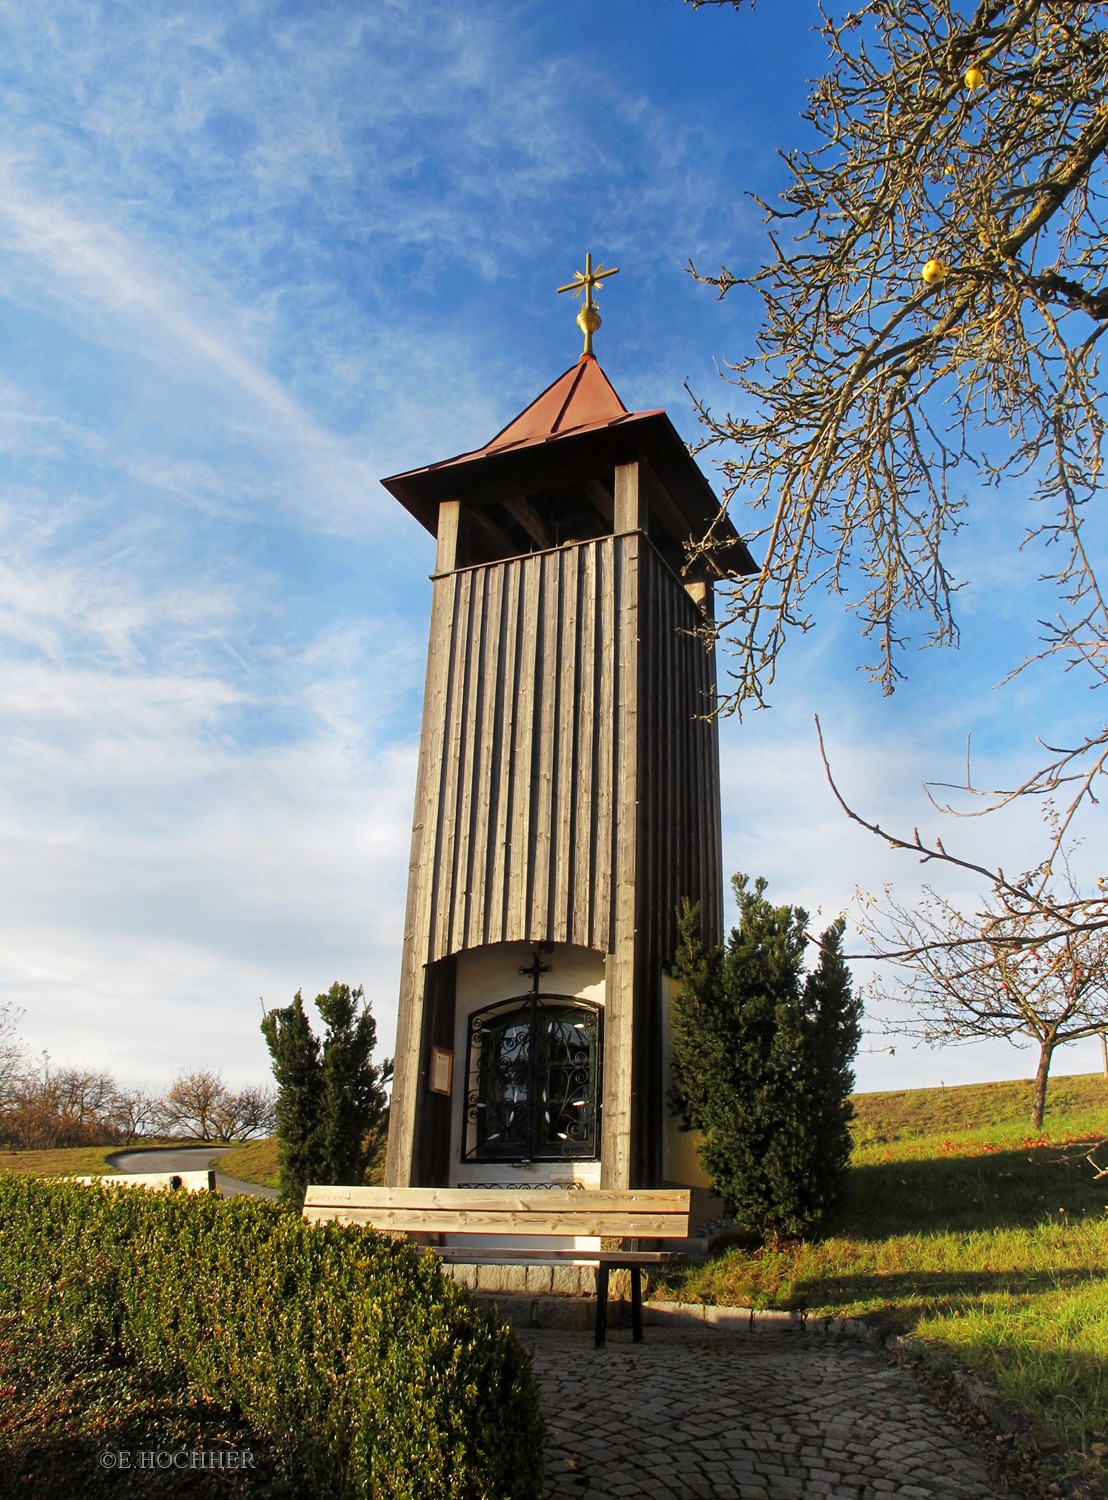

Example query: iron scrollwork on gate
[463,995,602,1163]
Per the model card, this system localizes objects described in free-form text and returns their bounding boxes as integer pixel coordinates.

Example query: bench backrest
[70,1169,217,1194]
[302,1186,691,1239]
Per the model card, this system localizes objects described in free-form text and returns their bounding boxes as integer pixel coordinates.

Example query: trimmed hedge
[0,1178,544,1498]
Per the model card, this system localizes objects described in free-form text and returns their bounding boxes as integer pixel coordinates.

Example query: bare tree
[52,1067,115,1129]
[1,1053,120,1149]
[0,1002,24,1114]
[159,1069,229,1141]
[108,1085,162,1145]
[815,719,1108,1122]
[862,882,1108,1126]
[211,1085,276,1143]
[684,0,1108,889]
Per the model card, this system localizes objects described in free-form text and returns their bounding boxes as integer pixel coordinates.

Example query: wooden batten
[434,499,463,574]
[613,460,640,534]
[303,1206,684,1236]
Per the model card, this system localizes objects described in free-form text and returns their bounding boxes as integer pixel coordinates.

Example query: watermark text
[98,1449,256,1472]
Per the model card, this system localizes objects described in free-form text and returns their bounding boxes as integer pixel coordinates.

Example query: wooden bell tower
[381,260,755,1192]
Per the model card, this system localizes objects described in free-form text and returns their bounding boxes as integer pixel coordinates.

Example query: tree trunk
[1101,1030,1107,1080]
[1031,1042,1055,1130]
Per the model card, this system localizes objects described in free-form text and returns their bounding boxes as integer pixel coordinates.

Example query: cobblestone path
[525,1327,1018,1500]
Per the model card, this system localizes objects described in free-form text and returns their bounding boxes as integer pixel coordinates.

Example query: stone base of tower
[441,1260,644,1302]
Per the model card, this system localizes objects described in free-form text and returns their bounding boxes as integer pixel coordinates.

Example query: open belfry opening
[381,258,756,1193]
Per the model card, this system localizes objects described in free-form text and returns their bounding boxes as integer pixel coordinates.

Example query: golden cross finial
[557,252,619,357]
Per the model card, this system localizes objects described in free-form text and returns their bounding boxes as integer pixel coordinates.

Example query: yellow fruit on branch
[921,258,947,285]
[964,66,985,90]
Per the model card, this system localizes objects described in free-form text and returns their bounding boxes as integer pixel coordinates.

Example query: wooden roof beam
[460,505,522,563]
[583,476,614,524]
[501,495,554,551]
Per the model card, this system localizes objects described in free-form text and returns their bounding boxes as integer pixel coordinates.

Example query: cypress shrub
[262,984,391,1209]
[671,877,861,1242]
[0,1178,543,1498]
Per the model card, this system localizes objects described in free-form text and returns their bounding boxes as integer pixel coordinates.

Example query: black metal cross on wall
[519,947,552,994]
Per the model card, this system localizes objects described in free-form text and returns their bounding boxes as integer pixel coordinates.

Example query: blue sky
[1,0,1103,1098]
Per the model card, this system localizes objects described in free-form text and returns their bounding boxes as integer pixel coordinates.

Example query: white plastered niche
[448,941,605,1188]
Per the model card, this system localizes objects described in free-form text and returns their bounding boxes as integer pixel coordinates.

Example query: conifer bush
[671,875,861,1242]
[262,983,391,1209]
[0,1177,543,1498]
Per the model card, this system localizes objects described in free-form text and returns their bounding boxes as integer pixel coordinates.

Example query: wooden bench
[70,1169,217,1193]
[302,1186,691,1347]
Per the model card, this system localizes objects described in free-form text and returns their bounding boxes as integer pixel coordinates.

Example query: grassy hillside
[660,1071,1108,1496]
[851,1069,1108,1144]
[0,1144,124,1176]
[216,1137,280,1190]
[217,1136,387,1193]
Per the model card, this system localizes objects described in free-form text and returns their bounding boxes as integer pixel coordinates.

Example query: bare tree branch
[686,2,1108,836]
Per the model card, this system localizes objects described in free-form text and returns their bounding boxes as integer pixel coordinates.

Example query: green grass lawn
[216,1136,386,1192]
[657,1070,1108,1495]
[216,1138,280,1190]
[0,1145,125,1177]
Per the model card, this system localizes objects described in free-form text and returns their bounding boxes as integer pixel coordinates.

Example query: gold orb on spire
[557,252,619,356]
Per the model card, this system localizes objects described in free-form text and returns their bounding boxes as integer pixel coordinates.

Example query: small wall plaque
[429,1046,453,1096]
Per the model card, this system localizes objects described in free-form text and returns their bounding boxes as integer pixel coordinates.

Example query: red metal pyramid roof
[481,354,628,451]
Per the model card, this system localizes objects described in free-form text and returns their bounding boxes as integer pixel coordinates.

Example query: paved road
[107,1145,279,1200]
[525,1326,1019,1500]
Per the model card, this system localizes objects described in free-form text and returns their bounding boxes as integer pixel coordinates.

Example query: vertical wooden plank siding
[553,550,579,937]
[591,541,615,951]
[401,540,624,964]
[628,545,725,1183]
[465,567,500,952]
[529,553,560,938]
[487,560,521,946]
[505,560,539,941]
[450,571,484,952]
[572,545,597,944]
[602,529,640,1189]
[388,526,725,1190]
[401,536,721,970]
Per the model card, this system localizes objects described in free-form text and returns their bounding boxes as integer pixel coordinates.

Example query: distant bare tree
[108,1085,162,1145]
[159,1069,228,1141]
[1,1053,119,1149]
[53,1067,115,1129]
[0,1002,24,1114]
[818,721,1108,1114]
[862,880,1108,1127]
[212,1085,276,1143]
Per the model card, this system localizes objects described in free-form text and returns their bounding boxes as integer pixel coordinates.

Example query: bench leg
[595,1264,610,1348]
[631,1266,643,1343]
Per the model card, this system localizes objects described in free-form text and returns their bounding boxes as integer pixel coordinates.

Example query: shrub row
[0,1178,544,1498]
